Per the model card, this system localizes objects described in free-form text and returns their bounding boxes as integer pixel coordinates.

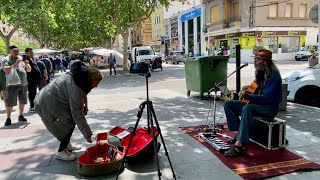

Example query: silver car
[165,51,185,64]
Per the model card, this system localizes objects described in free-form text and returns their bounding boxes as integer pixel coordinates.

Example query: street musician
[223,49,282,157]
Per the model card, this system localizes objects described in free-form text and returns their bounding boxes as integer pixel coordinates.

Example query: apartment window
[285,3,292,17]
[210,5,220,23]
[269,3,278,17]
[233,1,240,19]
[225,0,231,20]
[299,4,307,18]
[165,25,169,37]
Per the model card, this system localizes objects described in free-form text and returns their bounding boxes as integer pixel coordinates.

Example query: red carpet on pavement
[180,125,320,180]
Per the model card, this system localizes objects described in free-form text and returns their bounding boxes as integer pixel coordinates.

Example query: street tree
[95,0,182,71]
[21,0,116,50]
[0,0,46,54]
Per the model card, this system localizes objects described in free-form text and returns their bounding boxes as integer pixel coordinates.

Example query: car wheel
[165,61,168,64]
[295,86,320,107]
[296,58,300,61]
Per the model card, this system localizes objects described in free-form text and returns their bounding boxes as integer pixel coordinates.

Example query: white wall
[163,0,201,19]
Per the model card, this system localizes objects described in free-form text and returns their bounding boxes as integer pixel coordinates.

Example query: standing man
[2,45,31,126]
[25,48,41,112]
[35,56,48,90]
[223,49,282,157]
[40,57,53,84]
[107,53,116,75]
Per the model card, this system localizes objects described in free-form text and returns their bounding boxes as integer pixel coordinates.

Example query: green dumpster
[185,55,229,99]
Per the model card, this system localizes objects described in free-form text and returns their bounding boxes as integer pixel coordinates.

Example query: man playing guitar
[223,49,282,157]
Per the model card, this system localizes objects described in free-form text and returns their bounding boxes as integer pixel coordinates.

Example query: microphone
[238,63,248,70]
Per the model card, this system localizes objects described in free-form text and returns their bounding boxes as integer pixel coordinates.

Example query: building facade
[150,2,164,52]
[204,0,318,61]
[178,5,206,57]
[131,18,153,47]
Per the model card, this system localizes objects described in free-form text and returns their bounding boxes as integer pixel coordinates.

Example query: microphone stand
[208,64,247,134]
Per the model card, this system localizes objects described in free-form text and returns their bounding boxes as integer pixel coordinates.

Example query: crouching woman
[34,61,103,161]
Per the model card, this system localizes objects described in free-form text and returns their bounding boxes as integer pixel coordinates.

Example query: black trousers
[109,64,116,75]
[28,83,38,108]
[58,126,75,152]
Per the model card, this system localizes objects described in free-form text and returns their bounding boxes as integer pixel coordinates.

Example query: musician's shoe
[227,133,238,144]
[224,145,244,157]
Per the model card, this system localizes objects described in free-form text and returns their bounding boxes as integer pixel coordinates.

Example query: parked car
[282,68,320,107]
[165,51,185,64]
[294,44,318,61]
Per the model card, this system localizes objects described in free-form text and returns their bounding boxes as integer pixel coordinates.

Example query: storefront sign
[240,37,256,50]
[241,32,256,37]
[213,31,307,40]
[170,17,178,38]
[181,8,201,22]
[259,31,306,36]
[225,33,236,39]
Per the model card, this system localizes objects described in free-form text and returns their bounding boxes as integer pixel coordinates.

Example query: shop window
[211,5,220,23]
[269,3,278,17]
[281,36,300,53]
[285,3,292,17]
[261,37,278,53]
[299,4,307,18]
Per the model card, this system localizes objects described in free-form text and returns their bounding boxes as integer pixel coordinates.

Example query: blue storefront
[178,5,205,57]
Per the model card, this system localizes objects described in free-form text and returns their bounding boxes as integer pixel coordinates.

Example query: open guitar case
[77,126,160,176]
[77,132,125,176]
[109,126,161,163]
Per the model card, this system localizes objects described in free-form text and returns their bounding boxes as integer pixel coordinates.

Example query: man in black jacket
[25,48,41,112]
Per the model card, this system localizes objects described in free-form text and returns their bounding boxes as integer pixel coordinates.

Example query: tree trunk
[4,37,10,55]
[121,32,129,71]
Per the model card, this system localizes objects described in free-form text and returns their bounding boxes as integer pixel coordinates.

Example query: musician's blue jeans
[224,100,278,144]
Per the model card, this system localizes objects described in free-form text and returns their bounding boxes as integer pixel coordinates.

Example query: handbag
[7,68,21,86]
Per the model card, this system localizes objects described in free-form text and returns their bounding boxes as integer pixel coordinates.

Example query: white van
[131,46,156,63]
[295,44,318,61]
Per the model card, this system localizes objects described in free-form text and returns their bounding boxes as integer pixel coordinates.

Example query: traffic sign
[256,34,262,42]
[309,4,318,24]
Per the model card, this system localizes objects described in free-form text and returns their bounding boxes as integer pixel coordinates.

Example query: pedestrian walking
[108,53,116,75]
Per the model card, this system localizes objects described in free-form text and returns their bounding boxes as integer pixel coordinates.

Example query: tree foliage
[1,0,184,70]
[95,0,176,70]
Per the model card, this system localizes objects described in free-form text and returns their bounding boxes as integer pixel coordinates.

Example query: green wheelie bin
[185,55,229,99]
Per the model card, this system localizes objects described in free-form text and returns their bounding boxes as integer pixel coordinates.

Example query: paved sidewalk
[1,88,320,180]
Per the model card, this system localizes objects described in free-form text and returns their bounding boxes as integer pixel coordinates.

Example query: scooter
[150,57,163,71]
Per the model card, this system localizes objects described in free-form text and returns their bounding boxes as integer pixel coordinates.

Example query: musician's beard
[254,62,265,71]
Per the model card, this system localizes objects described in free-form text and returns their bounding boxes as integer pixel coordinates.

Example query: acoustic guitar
[240,81,260,104]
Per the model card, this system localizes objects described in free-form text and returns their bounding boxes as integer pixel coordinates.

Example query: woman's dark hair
[69,60,91,94]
